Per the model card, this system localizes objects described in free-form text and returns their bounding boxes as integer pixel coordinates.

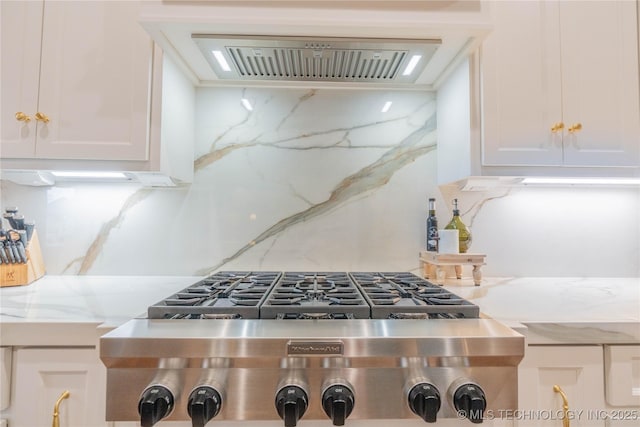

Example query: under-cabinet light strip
[50,171,128,179]
[521,177,640,185]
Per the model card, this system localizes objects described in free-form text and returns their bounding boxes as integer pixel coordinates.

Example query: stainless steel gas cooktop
[147,271,480,320]
[101,271,523,427]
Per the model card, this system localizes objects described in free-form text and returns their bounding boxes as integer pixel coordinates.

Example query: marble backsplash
[1,87,639,277]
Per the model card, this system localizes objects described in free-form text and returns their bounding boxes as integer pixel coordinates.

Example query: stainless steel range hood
[192,35,440,84]
[139,1,492,89]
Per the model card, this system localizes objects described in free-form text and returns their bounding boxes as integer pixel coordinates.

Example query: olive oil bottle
[426,198,438,251]
[444,199,472,253]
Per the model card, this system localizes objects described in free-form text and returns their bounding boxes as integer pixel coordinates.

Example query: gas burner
[294,276,336,292]
[261,272,370,319]
[349,272,480,319]
[147,271,281,319]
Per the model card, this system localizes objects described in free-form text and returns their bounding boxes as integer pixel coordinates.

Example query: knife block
[0,230,45,287]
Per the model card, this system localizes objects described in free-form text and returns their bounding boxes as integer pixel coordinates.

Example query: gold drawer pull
[52,390,70,427]
[568,123,582,133]
[553,385,570,427]
[15,112,31,123]
[550,122,564,133]
[35,112,50,123]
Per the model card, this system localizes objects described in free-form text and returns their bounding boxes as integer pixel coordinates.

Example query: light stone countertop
[0,275,199,345]
[0,275,638,346]
[443,276,640,344]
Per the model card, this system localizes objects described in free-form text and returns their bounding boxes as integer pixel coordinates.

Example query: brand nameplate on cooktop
[287,341,344,355]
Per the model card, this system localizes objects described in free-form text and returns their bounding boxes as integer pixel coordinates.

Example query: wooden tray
[419,251,486,286]
[0,231,45,287]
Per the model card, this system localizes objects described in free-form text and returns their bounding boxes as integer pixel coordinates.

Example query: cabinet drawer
[605,345,640,407]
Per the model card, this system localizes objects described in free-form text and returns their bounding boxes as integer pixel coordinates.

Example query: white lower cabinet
[0,348,11,411]
[518,345,606,427]
[10,347,108,427]
[604,345,640,427]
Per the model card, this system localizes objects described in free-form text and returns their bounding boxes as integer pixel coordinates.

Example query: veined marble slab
[444,277,640,344]
[1,275,638,346]
[0,276,199,324]
[1,88,440,276]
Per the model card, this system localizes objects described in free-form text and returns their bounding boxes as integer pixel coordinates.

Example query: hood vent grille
[193,35,440,84]
[228,47,407,81]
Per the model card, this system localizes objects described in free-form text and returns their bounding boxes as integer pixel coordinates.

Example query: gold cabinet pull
[550,122,565,133]
[35,112,50,123]
[553,385,570,427]
[52,390,70,427]
[15,112,31,123]
[568,123,582,133]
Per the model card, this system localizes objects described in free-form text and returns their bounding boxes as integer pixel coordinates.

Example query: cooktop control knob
[453,383,487,424]
[275,385,308,427]
[138,385,174,427]
[187,386,222,427]
[322,384,355,426]
[408,382,441,423]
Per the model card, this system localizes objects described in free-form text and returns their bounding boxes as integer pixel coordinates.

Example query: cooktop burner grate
[349,272,480,319]
[147,271,281,319]
[260,272,370,319]
[147,271,479,319]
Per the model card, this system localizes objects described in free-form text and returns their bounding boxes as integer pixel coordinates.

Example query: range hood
[139,1,492,90]
[192,35,439,84]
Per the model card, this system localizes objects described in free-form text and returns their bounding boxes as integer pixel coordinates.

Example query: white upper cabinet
[1,0,152,161]
[481,0,640,169]
[1,0,195,185]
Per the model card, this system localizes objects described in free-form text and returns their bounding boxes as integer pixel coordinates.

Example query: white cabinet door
[481,0,563,166]
[481,0,640,169]
[0,0,42,158]
[604,345,640,427]
[518,345,605,427]
[11,347,108,427]
[559,0,640,167]
[1,0,153,162]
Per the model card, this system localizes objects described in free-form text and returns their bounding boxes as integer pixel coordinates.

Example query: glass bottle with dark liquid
[426,198,438,251]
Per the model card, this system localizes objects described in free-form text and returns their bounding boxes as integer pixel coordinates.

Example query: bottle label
[427,225,438,251]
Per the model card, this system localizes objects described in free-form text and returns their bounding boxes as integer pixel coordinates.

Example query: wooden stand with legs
[420,251,486,286]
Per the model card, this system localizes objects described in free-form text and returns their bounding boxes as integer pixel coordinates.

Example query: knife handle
[10,242,20,264]
[0,242,8,264]
[13,214,25,230]
[24,221,35,244]
[2,213,16,229]
[17,230,28,244]
[16,241,27,263]
[5,243,16,264]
